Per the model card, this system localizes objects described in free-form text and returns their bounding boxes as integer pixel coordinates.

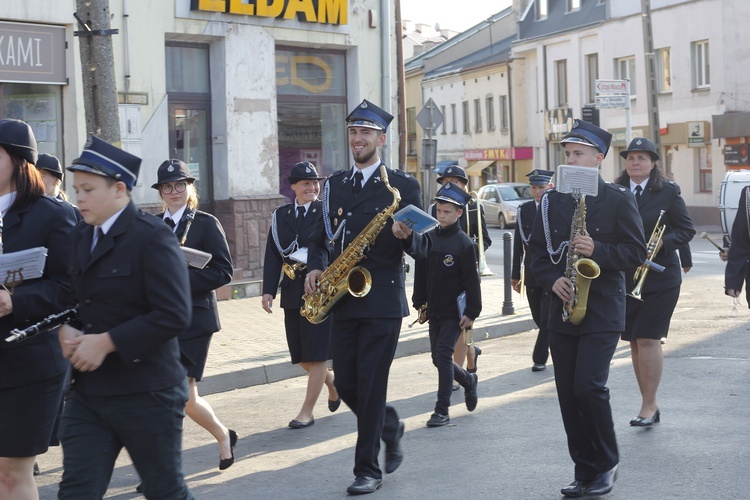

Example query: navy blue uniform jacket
[622,180,694,294]
[68,202,191,396]
[512,200,539,287]
[529,178,646,335]
[412,221,482,321]
[161,210,233,337]
[263,200,325,309]
[0,196,75,389]
[308,166,429,319]
[430,200,491,251]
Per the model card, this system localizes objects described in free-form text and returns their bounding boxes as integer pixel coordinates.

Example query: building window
[556,60,568,107]
[567,0,581,13]
[406,107,417,155]
[486,96,495,131]
[615,56,636,95]
[451,103,457,134]
[656,48,672,92]
[586,53,598,104]
[692,40,710,89]
[698,146,712,192]
[536,0,548,20]
[474,99,482,133]
[462,101,470,134]
[440,105,447,134]
[499,95,508,130]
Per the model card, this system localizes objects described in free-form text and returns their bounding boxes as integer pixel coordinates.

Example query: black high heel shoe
[630,409,660,427]
[219,429,238,470]
[468,346,482,374]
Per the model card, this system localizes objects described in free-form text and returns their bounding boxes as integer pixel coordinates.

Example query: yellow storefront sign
[191,0,348,25]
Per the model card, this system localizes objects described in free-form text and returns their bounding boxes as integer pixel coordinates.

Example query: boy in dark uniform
[511,169,554,371]
[413,182,482,427]
[528,119,646,497]
[58,137,194,499]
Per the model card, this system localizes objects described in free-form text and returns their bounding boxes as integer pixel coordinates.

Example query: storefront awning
[713,112,750,138]
[465,160,494,176]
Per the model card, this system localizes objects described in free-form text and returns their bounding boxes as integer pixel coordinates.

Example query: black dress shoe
[346,476,382,495]
[468,346,482,374]
[384,420,405,474]
[464,373,478,412]
[586,465,618,496]
[219,429,238,470]
[452,384,460,391]
[136,483,143,493]
[289,418,315,429]
[532,363,546,372]
[328,397,342,413]
[426,412,450,427]
[560,480,587,498]
[630,408,660,426]
[33,462,40,476]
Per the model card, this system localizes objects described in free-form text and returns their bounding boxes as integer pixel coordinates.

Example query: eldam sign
[192,0,347,25]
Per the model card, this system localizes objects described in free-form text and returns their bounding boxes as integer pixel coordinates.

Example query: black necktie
[352,171,363,196]
[165,218,176,229]
[91,227,104,254]
[296,206,305,222]
[634,185,642,200]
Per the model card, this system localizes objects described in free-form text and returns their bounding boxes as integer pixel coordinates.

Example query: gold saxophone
[562,192,601,325]
[628,210,666,301]
[301,164,401,324]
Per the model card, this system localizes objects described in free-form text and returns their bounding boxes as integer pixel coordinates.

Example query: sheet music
[0,247,48,284]
[181,247,212,269]
[556,165,599,197]
[289,247,308,264]
[392,205,439,235]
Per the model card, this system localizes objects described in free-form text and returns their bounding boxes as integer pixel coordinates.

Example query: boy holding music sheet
[412,182,482,428]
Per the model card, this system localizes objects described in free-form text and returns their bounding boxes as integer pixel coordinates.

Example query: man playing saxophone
[303,100,427,495]
[528,119,646,498]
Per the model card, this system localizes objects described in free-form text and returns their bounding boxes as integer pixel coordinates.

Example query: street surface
[34,230,750,499]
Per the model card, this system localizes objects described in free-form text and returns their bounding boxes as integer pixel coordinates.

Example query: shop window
[166,45,210,93]
[1,83,62,157]
[276,47,347,201]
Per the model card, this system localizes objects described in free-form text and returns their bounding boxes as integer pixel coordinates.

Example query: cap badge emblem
[636,139,642,145]
[361,102,368,109]
[167,165,174,172]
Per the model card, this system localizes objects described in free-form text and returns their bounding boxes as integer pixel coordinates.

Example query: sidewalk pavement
[201,274,536,395]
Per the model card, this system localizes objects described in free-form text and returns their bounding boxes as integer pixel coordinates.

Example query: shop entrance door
[169,102,213,212]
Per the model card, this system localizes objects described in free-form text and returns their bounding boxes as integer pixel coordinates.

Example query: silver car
[477,183,533,229]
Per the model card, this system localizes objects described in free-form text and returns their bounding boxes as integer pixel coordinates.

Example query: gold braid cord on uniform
[301,165,401,324]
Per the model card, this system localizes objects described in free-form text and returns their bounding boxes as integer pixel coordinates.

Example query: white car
[477,183,533,229]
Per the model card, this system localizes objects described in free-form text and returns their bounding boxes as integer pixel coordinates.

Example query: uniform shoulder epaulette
[391,169,411,178]
[606,183,628,193]
[274,202,293,213]
[328,169,346,178]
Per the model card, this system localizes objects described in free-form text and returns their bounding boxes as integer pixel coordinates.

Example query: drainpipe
[123,0,131,93]
[381,0,392,165]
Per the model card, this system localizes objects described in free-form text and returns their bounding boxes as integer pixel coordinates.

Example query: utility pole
[641,0,663,172]
[74,0,121,143]
[395,0,407,170]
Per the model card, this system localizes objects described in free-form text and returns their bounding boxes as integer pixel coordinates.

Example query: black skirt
[622,285,681,341]
[179,335,213,381]
[283,308,332,364]
[0,373,65,456]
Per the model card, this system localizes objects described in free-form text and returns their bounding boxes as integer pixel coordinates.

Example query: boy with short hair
[413,182,482,427]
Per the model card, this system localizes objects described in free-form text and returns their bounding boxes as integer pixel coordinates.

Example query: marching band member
[0,120,75,500]
[153,159,236,468]
[528,119,646,497]
[511,169,554,372]
[58,138,194,499]
[262,161,339,429]
[725,185,750,302]
[615,138,694,427]
[430,166,490,377]
[304,99,427,495]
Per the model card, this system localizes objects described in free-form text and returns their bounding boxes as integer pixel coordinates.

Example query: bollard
[502,232,514,315]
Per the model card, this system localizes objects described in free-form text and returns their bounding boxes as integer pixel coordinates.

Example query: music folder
[0,247,48,285]
[181,247,212,269]
[392,205,439,235]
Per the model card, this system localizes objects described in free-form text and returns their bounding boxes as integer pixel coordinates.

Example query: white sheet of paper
[0,247,48,285]
[289,247,308,264]
[556,165,599,197]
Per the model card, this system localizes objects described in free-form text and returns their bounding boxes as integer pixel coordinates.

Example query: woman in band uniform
[154,159,237,468]
[262,162,338,429]
[0,120,76,500]
[615,138,694,426]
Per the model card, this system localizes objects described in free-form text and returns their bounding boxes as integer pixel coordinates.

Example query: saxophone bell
[283,261,307,280]
[346,266,372,297]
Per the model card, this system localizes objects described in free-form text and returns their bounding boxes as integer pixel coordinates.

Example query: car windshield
[497,185,532,201]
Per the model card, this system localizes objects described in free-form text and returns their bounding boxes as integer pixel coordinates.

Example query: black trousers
[331,317,402,479]
[549,330,620,482]
[428,317,473,415]
[527,287,551,365]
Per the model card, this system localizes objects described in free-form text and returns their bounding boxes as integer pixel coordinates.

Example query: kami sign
[0,21,67,85]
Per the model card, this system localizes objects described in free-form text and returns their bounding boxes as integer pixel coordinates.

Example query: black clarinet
[4,308,79,343]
